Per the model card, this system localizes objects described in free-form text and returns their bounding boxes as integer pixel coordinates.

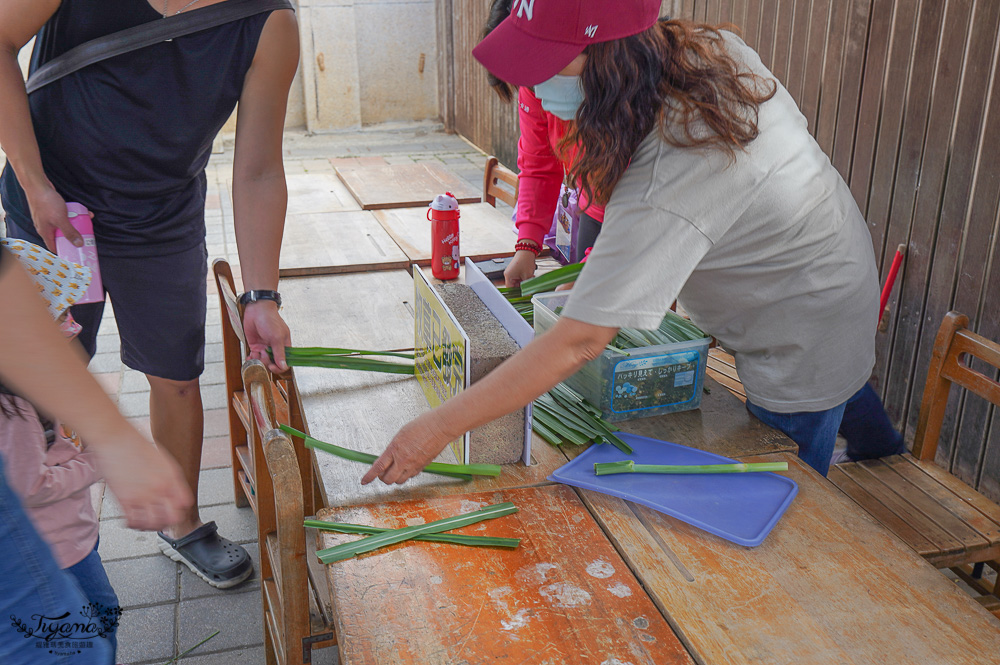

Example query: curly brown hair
[562,19,777,205]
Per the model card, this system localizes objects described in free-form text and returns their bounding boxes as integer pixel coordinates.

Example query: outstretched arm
[232,9,299,373]
[362,316,618,485]
[0,252,192,530]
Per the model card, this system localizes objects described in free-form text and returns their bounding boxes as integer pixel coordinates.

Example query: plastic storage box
[532,292,711,422]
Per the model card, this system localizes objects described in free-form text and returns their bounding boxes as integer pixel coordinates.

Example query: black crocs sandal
[157,521,253,589]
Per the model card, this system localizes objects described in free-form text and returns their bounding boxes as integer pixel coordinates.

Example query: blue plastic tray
[549,433,798,546]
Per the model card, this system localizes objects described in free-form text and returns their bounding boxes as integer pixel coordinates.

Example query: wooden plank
[279,271,567,510]
[581,452,1000,665]
[729,0,748,35]
[867,0,929,396]
[847,0,895,220]
[317,485,696,665]
[828,465,937,556]
[812,0,850,157]
[285,173,362,215]
[883,455,1000,543]
[798,0,831,132]
[278,211,410,277]
[373,202,515,264]
[856,458,991,553]
[743,0,763,49]
[940,7,1000,484]
[768,0,796,86]
[705,368,747,400]
[881,0,975,438]
[334,163,482,210]
[756,0,779,72]
[829,0,873,182]
[836,461,966,557]
[907,454,1000,529]
[782,0,815,106]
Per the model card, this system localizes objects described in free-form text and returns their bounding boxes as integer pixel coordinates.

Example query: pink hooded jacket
[0,396,100,568]
[515,86,606,247]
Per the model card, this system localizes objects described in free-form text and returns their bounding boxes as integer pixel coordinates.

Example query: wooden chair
[482,155,518,208]
[829,311,1000,617]
[243,360,336,664]
[212,258,254,509]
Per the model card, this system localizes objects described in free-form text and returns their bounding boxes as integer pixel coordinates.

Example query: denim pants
[66,541,119,659]
[747,383,905,477]
[0,456,113,665]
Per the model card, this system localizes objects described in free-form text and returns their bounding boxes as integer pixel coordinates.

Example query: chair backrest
[242,359,310,665]
[482,155,518,208]
[213,258,247,349]
[913,311,1000,461]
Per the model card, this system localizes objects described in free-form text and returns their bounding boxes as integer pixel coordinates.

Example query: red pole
[879,244,906,326]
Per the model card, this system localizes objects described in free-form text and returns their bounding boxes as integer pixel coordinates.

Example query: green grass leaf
[304,519,520,548]
[593,460,789,476]
[314,502,518,563]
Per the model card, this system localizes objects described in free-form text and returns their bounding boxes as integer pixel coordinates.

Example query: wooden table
[280,271,1000,664]
[334,163,482,210]
[581,452,1000,664]
[317,485,695,665]
[279,211,410,277]
[373,203,516,265]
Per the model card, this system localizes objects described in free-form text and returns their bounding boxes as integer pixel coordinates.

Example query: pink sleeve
[0,404,100,508]
[515,87,565,247]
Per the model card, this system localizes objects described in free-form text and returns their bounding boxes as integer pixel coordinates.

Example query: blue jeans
[66,542,119,659]
[0,457,113,665]
[747,383,905,476]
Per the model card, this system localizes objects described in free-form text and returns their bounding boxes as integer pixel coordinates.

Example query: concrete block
[116,603,175,665]
[436,284,524,464]
[103,554,179,609]
[177,589,264,654]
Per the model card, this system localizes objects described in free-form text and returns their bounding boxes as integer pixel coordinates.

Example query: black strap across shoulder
[25,0,293,94]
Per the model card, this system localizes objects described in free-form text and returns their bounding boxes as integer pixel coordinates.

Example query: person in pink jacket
[484,0,607,288]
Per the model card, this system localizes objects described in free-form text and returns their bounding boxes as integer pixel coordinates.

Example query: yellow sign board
[413,267,470,463]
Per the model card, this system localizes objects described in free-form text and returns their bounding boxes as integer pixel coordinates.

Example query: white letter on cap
[515,0,535,20]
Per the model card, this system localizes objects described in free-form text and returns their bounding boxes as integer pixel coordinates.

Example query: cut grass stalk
[304,519,520,548]
[280,425,501,480]
[315,502,518,563]
[285,346,415,360]
[272,346,416,374]
[594,460,789,476]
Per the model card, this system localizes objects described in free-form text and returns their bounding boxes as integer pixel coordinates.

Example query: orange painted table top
[315,484,695,665]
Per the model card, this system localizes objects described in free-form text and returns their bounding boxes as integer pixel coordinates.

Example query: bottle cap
[429,192,459,211]
[55,202,94,236]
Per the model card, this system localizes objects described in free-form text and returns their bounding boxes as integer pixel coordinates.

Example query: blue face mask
[534,74,584,121]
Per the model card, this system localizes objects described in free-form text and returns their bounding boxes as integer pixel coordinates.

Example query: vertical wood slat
[755,0,779,73]
[916,1,1000,477]
[829,0,874,182]
[848,0,897,221]
[881,0,972,439]
[769,0,796,87]
[799,0,832,132]
[813,0,851,158]
[782,0,815,106]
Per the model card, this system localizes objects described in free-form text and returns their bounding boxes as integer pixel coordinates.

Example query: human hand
[361,414,454,486]
[25,183,81,251]
[93,433,193,531]
[504,249,537,288]
[243,300,291,372]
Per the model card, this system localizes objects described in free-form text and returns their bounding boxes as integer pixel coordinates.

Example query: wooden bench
[829,311,1000,617]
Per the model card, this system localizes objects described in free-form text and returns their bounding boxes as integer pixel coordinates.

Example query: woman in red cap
[363,0,903,484]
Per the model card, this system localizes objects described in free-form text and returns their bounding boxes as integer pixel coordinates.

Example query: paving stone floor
[75,123,496,664]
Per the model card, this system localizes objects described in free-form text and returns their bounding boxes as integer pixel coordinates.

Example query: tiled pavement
[76,123,494,664]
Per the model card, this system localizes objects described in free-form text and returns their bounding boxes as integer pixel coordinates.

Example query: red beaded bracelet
[514,240,541,256]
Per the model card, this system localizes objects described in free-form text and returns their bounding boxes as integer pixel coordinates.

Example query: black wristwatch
[239,289,282,309]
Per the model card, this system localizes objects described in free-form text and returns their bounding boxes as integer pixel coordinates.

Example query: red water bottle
[428,192,460,280]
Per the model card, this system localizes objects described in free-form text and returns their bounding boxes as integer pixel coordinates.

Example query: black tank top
[0,0,273,257]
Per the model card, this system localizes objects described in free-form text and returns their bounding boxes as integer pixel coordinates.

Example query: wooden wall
[440,0,1000,502]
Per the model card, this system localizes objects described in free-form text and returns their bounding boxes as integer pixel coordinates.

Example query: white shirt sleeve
[561,197,713,330]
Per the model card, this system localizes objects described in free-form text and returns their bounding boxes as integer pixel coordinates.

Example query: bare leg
[148,375,204,538]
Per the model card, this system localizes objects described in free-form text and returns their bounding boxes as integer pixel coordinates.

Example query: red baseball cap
[473,0,661,87]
